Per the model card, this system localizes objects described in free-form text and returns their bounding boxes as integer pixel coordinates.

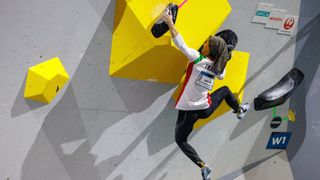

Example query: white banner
[265,8,287,29]
[278,15,299,35]
[252,3,274,24]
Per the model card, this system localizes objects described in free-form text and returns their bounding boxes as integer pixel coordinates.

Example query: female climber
[161,11,250,180]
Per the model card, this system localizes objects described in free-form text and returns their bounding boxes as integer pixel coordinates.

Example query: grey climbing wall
[0,0,319,180]
[287,0,320,179]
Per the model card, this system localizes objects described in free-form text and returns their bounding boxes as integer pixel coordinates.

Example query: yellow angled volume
[109,0,232,83]
[24,57,70,104]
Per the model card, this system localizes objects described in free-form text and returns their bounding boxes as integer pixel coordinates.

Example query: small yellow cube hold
[288,109,296,122]
[24,57,70,104]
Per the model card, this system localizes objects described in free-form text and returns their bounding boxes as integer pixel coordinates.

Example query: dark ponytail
[208,36,230,75]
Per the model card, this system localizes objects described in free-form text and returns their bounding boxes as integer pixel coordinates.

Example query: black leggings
[175,86,240,168]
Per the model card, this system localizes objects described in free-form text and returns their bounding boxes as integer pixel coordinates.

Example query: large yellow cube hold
[109,0,232,83]
[110,0,251,126]
[24,57,70,104]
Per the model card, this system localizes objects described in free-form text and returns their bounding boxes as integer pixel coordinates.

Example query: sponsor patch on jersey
[195,71,214,90]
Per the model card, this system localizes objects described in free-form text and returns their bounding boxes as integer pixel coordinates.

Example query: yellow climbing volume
[24,57,70,104]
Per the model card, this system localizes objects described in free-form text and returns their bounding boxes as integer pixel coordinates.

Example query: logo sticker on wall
[278,15,299,35]
[252,2,299,36]
[265,8,287,29]
[270,116,282,129]
[266,132,292,149]
[252,3,274,24]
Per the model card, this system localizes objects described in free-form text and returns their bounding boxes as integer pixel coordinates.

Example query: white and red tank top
[173,34,226,111]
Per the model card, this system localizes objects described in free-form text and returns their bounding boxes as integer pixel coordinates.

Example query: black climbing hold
[151,3,178,38]
[254,68,304,111]
[270,116,282,129]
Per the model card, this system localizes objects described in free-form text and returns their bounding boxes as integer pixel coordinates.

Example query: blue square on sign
[266,132,292,149]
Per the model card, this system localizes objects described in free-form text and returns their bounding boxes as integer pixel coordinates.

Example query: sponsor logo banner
[251,3,299,36]
[278,15,299,35]
[252,3,274,24]
[265,8,287,29]
[266,132,292,149]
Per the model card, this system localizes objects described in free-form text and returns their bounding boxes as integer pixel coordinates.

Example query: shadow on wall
[110,78,176,112]
[218,151,283,180]
[21,85,102,180]
[287,13,320,179]
[237,15,319,97]
[146,102,177,155]
[112,175,123,180]
[20,1,123,180]
[206,15,320,179]
[218,101,287,179]
[229,101,270,141]
[10,74,46,118]
[218,13,320,179]
[21,1,180,180]
[92,99,178,179]
[239,105,286,179]
[143,147,180,180]
[233,11,320,160]
[287,13,320,158]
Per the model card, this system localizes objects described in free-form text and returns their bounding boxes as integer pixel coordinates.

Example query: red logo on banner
[284,17,295,30]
